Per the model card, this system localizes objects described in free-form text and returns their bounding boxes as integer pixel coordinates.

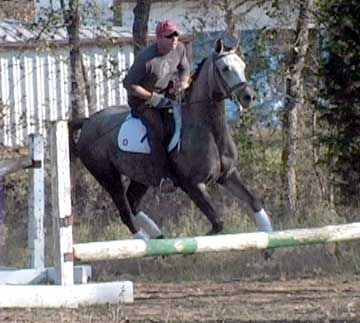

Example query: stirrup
[159,177,177,193]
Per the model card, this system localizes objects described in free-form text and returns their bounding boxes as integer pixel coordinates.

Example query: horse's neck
[182,58,229,147]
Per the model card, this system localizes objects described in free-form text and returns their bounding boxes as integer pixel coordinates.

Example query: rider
[123,20,190,193]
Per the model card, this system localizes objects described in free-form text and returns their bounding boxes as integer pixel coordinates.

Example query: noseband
[212,52,248,100]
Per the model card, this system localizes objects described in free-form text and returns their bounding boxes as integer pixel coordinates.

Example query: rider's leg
[138,108,175,192]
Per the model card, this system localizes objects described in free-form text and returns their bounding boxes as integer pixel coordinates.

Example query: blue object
[156,97,173,109]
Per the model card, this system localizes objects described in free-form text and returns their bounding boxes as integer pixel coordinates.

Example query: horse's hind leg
[218,168,273,232]
[180,182,224,235]
[126,180,163,238]
[126,180,148,214]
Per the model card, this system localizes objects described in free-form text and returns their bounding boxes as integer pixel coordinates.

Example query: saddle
[117,104,182,154]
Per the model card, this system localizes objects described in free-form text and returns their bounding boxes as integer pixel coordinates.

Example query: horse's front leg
[180,181,224,235]
[218,168,273,233]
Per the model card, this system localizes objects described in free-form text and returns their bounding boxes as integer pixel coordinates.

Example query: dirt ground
[1,278,360,323]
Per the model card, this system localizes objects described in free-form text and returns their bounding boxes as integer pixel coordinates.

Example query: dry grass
[1,146,360,281]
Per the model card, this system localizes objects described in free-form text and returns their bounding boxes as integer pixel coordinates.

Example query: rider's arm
[123,57,151,100]
[124,54,163,105]
[124,64,170,108]
[127,84,152,101]
[127,84,169,108]
[125,77,167,108]
[176,42,191,90]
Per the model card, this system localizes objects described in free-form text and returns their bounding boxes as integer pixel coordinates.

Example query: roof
[0,19,192,50]
[0,19,136,49]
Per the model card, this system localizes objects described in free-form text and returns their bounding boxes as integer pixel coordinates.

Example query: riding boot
[149,139,176,193]
[136,107,177,193]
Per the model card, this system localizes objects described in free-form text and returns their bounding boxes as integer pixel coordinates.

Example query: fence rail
[0,37,133,147]
[73,222,360,261]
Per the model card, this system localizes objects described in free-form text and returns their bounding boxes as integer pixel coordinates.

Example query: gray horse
[70,39,273,244]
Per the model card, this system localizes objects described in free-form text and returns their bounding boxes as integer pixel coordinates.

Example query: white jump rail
[73,222,360,261]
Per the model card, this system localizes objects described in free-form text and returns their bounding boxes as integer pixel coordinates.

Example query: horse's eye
[222,65,230,72]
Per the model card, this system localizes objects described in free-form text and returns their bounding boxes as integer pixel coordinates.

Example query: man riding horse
[123,20,190,193]
[71,30,274,257]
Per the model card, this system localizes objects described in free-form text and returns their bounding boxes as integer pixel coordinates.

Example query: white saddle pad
[118,104,182,154]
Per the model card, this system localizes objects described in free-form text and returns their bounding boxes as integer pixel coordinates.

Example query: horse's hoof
[155,234,164,239]
[206,222,224,235]
[261,248,274,261]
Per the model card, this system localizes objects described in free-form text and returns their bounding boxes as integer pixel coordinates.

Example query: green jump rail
[73,222,360,262]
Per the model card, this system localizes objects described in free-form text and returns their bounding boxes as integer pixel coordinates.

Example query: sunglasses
[164,31,179,39]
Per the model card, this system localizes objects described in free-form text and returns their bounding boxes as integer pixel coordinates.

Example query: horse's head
[210,39,256,111]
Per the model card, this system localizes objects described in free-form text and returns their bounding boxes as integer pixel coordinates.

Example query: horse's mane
[191,58,207,82]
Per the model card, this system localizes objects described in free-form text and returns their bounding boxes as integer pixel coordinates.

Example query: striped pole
[74,222,360,262]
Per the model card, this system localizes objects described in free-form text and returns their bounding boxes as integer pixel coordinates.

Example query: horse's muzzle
[238,85,256,110]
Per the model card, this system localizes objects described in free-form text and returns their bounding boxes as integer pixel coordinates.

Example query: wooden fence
[0,21,134,147]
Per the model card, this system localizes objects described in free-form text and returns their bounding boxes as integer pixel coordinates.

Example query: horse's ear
[215,39,224,54]
[233,38,240,51]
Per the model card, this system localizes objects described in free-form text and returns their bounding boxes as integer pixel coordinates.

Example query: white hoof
[255,209,273,232]
[135,211,163,238]
[133,228,149,240]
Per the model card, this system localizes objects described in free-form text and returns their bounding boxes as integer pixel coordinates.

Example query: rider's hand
[175,80,190,94]
[147,92,173,109]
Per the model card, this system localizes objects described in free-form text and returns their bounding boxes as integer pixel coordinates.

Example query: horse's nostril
[243,94,252,102]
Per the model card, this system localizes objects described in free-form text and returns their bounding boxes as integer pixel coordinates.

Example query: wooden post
[28,134,45,269]
[50,121,74,286]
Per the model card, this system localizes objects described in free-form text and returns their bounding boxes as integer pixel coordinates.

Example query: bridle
[179,51,250,106]
[211,51,249,101]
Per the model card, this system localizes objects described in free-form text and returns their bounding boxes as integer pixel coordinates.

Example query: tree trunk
[0,177,6,262]
[66,0,86,119]
[132,0,151,57]
[282,0,314,216]
[60,0,90,212]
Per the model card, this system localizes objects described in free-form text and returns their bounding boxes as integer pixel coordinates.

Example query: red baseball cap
[155,20,179,37]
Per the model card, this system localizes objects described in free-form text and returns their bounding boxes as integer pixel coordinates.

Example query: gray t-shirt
[123,42,190,108]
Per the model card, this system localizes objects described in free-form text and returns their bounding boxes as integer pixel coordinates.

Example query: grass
[2,181,360,282]
[1,146,360,282]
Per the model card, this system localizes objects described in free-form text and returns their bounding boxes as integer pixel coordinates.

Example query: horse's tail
[68,118,88,159]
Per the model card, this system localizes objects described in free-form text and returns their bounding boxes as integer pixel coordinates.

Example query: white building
[35,0,298,32]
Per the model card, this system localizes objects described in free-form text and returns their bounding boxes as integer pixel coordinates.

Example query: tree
[60,0,87,119]
[281,0,314,216]
[189,0,268,38]
[132,0,152,56]
[316,0,360,206]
